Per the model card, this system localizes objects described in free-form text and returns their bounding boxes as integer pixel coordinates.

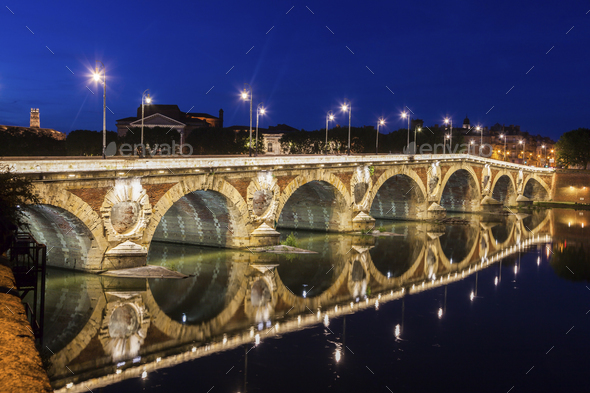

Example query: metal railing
[9,232,46,346]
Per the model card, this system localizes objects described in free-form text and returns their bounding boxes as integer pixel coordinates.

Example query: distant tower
[218,108,224,128]
[30,108,40,128]
[462,115,470,129]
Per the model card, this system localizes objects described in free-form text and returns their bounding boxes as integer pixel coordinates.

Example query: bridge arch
[438,165,481,212]
[368,167,427,220]
[490,172,518,205]
[276,171,352,232]
[25,185,107,270]
[144,176,251,249]
[522,174,550,201]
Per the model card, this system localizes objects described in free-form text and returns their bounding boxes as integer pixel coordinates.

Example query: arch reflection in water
[45,212,554,392]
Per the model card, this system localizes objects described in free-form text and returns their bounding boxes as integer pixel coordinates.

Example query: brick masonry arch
[367,167,428,220]
[437,163,482,212]
[143,175,251,249]
[276,170,352,232]
[522,173,551,200]
[29,184,108,270]
[490,170,518,204]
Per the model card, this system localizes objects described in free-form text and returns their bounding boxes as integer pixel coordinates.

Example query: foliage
[281,232,299,248]
[0,165,39,252]
[0,127,66,156]
[555,128,590,169]
[378,225,386,232]
[66,130,117,156]
[184,128,264,155]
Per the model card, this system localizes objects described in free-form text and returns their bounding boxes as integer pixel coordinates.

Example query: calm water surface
[40,208,590,392]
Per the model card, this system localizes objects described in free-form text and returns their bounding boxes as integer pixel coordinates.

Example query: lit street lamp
[342,99,351,155]
[476,126,482,156]
[444,117,453,154]
[242,84,253,157]
[141,89,151,158]
[93,61,106,158]
[255,102,265,156]
[470,140,475,155]
[326,111,334,154]
[519,139,526,164]
[500,134,506,161]
[542,145,547,167]
[376,118,385,154]
[414,125,421,154]
[402,111,410,153]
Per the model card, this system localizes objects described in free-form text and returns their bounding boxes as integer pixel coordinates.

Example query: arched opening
[278,180,350,232]
[492,175,517,206]
[522,210,549,233]
[21,205,96,270]
[523,178,549,201]
[370,174,425,220]
[152,190,245,248]
[491,216,516,244]
[440,169,480,212]
[439,224,478,264]
[370,224,425,278]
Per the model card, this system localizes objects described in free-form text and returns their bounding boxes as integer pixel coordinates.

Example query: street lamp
[93,61,106,158]
[500,134,506,161]
[444,117,452,154]
[242,84,253,157]
[476,126,482,156]
[376,118,385,154]
[402,111,410,153]
[326,111,334,154]
[414,126,421,153]
[342,99,351,155]
[444,134,450,154]
[542,145,547,167]
[470,140,475,155]
[141,89,151,158]
[519,139,526,164]
[255,102,265,156]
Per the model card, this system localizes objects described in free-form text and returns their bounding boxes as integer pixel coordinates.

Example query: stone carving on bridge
[101,178,152,243]
[247,171,280,225]
[516,170,524,195]
[351,165,372,211]
[427,162,441,199]
[98,291,150,362]
[482,165,492,196]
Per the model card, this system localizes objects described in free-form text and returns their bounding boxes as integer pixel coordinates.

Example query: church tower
[30,108,40,128]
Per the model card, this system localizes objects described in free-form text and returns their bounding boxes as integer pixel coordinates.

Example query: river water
[39,208,590,392]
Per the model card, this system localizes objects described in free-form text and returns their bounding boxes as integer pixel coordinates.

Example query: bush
[281,232,299,248]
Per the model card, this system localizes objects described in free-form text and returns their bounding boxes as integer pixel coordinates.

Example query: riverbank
[0,256,52,393]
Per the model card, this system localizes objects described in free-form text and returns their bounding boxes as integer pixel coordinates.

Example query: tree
[0,165,39,253]
[66,130,117,156]
[555,128,590,169]
[0,127,66,156]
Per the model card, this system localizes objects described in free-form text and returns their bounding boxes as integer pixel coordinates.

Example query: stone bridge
[44,211,553,392]
[3,154,555,270]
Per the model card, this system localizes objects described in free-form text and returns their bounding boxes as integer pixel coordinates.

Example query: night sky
[1,0,589,140]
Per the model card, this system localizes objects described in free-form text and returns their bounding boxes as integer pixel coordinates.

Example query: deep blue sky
[1,1,589,140]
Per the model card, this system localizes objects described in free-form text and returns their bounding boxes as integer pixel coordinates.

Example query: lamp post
[444,118,452,154]
[242,83,253,157]
[93,61,106,158]
[140,89,151,158]
[326,111,334,154]
[342,99,351,155]
[542,145,547,167]
[444,135,449,155]
[519,140,526,164]
[402,111,410,153]
[376,118,385,154]
[255,102,265,156]
[476,126,482,156]
[414,126,421,154]
[470,140,475,155]
[500,134,506,161]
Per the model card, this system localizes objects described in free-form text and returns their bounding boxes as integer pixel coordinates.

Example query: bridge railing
[2,153,555,175]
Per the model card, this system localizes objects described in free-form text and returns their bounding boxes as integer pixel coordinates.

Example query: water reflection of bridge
[47,211,553,392]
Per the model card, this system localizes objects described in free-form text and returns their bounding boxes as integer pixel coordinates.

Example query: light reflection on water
[38,209,590,392]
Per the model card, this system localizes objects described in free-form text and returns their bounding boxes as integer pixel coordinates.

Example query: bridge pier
[479,196,504,213]
[427,202,446,220]
[352,212,376,232]
[249,223,281,247]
